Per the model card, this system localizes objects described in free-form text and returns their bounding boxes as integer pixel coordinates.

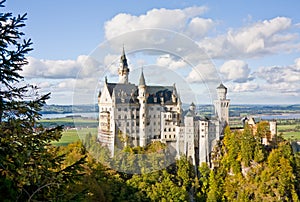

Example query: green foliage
[0,2,87,200]
[206,125,300,202]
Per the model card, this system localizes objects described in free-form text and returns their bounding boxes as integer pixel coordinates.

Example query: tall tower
[118,47,129,84]
[214,83,230,124]
[138,70,147,147]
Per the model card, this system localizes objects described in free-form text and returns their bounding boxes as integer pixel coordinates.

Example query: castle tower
[138,70,147,147]
[172,83,177,103]
[269,120,277,143]
[118,47,129,84]
[214,83,230,124]
[189,102,196,112]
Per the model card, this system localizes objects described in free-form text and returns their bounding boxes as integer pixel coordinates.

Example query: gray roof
[120,47,128,68]
[146,86,174,104]
[104,82,178,105]
[139,71,146,86]
[217,83,227,90]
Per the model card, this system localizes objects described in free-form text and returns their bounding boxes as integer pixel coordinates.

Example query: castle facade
[97,49,230,165]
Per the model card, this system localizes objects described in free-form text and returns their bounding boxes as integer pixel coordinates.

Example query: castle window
[164,128,166,132]
[153,115,155,118]
[124,108,127,111]
[127,122,129,126]
[118,108,121,111]
[118,115,121,119]
[125,115,127,119]
[169,135,171,138]
[173,128,175,131]
[169,128,171,132]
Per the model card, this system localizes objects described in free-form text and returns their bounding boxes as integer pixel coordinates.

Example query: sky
[3,0,300,105]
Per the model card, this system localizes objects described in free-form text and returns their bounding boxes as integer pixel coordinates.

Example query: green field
[40,117,98,146]
[51,127,98,146]
[39,117,98,128]
[45,116,300,146]
[277,121,300,140]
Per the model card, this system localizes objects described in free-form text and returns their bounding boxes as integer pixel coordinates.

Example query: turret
[138,70,147,147]
[216,83,227,100]
[214,83,230,124]
[118,46,129,84]
[189,102,196,112]
[172,83,177,103]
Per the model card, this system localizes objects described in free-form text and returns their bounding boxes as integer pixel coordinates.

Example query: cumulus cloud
[220,60,252,83]
[200,17,298,58]
[256,61,300,84]
[231,82,259,92]
[104,6,214,40]
[156,54,187,70]
[186,62,220,83]
[22,55,102,79]
[253,58,300,95]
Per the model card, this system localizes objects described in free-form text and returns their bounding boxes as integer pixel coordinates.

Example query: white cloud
[256,64,300,84]
[231,82,259,92]
[220,60,252,83]
[294,58,300,71]
[200,17,298,58]
[186,62,219,83]
[253,58,300,96]
[104,6,213,40]
[156,54,187,70]
[186,17,215,39]
[22,55,102,79]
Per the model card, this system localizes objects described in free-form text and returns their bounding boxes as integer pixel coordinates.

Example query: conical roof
[217,83,227,90]
[120,46,128,67]
[139,70,146,86]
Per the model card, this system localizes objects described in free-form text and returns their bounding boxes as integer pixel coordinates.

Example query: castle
[97,48,230,165]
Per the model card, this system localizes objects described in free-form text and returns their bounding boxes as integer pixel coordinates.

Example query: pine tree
[0,1,85,200]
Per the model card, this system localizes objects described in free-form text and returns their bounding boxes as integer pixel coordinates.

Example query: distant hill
[41,104,98,114]
[41,104,300,116]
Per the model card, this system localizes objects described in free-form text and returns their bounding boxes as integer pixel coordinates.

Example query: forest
[1,1,300,201]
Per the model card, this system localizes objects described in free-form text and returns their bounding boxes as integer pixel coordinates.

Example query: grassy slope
[40,117,98,146]
[52,128,98,146]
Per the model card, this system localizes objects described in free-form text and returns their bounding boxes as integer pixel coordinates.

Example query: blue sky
[3,0,300,105]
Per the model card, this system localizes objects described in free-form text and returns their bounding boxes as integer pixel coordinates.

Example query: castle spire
[139,68,146,86]
[138,68,147,147]
[118,45,129,84]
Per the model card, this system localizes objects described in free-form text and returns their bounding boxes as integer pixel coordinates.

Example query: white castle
[97,48,230,165]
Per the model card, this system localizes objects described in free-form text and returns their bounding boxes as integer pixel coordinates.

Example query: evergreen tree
[0,1,85,200]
